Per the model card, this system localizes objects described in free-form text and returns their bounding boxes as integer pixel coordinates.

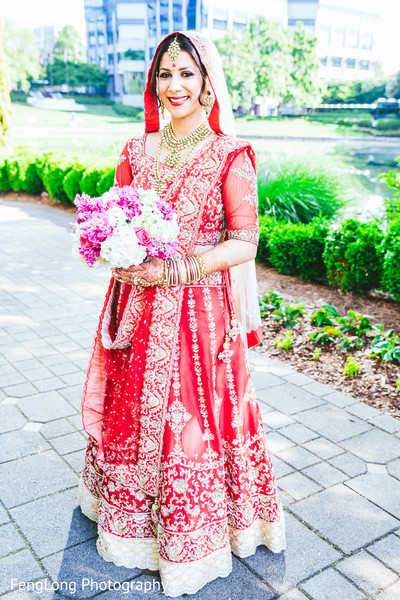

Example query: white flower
[138,188,160,206]
[100,222,146,268]
[106,206,128,227]
[101,189,120,205]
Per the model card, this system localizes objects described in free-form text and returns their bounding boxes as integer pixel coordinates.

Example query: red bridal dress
[77,132,286,597]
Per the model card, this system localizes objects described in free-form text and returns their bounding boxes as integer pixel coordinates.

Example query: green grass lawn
[234,116,368,139]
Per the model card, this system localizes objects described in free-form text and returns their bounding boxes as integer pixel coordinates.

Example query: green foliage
[380,219,400,301]
[375,119,400,131]
[379,159,400,222]
[46,59,109,90]
[323,219,384,292]
[97,168,115,195]
[0,19,11,145]
[215,17,323,111]
[309,326,341,344]
[322,78,387,104]
[42,156,75,202]
[5,153,44,195]
[271,303,306,329]
[113,103,143,118]
[370,325,400,364]
[3,20,40,91]
[336,310,373,336]
[258,290,283,317]
[256,214,279,262]
[385,71,400,99]
[396,379,400,392]
[342,356,361,376]
[257,157,344,224]
[310,304,339,327]
[311,346,321,360]
[53,25,84,63]
[274,330,294,350]
[267,216,329,280]
[0,156,10,190]
[338,334,363,351]
[62,165,87,202]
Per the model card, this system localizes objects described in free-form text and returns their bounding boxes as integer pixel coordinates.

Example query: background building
[287,0,380,81]
[84,0,381,106]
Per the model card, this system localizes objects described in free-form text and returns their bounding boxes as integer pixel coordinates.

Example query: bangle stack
[130,254,207,288]
[165,254,207,286]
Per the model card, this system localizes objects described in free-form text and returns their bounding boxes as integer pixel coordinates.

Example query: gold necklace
[162,121,212,167]
[152,125,212,195]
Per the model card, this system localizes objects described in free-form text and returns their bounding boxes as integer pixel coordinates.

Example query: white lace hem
[77,477,285,597]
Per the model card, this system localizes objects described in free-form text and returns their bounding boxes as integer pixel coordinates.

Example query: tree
[386,72,400,99]
[45,59,108,90]
[54,26,84,63]
[215,17,324,112]
[283,24,326,108]
[3,20,41,91]
[0,19,11,145]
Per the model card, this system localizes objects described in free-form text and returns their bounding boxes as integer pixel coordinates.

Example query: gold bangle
[193,254,207,280]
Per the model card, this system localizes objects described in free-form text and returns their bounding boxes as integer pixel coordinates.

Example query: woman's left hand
[113,257,164,286]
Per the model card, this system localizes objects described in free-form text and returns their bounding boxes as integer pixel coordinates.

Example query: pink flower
[156,199,176,221]
[134,227,152,247]
[112,186,142,219]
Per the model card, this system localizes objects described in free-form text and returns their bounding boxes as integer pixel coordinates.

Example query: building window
[318,24,330,45]
[89,34,96,47]
[150,46,156,59]
[148,0,157,37]
[360,31,373,50]
[187,0,196,29]
[332,56,342,67]
[174,0,183,31]
[320,56,328,66]
[332,27,345,47]
[346,58,356,69]
[108,53,114,65]
[121,49,145,61]
[107,31,113,44]
[98,33,105,46]
[359,59,370,70]
[213,8,228,30]
[123,71,145,95]
[347,29,359,48]
[160,0,169,35]
[201,7,208,28]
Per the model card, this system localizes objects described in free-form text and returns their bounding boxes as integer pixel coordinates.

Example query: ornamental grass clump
[323,218,384,292]
[257,156,345,224]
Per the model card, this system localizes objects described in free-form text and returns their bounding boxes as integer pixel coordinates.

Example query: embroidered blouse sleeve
[222,147,259,245]
[114,139,134,186]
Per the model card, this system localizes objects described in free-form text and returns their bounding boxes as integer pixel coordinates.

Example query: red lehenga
[77,30,285,598]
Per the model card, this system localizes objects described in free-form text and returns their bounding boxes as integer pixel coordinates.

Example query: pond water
[252,137,400,221]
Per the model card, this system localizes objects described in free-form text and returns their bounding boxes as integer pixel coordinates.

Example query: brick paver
[1,199,400,599]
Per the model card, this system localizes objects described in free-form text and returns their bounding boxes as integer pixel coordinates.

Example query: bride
[77,30,286,597]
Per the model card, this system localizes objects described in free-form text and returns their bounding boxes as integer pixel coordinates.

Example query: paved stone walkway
[1,199,400,600]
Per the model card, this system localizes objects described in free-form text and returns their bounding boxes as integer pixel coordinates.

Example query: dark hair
[149,33,208,110]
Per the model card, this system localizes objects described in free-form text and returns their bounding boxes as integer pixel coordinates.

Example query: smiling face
[157,49,207,126]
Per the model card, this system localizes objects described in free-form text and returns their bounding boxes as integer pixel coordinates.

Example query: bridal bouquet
[71,186,179,268]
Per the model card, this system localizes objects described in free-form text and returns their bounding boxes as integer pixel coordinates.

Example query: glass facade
[160,0,169,35]
[123,71,145,94]
[174,0,183,30]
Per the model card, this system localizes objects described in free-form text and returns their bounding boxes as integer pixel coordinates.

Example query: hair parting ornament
[167,35,181,65]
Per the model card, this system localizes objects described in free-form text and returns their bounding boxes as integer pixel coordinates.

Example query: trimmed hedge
[267,217,330,281]
[380,219,400,301]
[0,150,115,204]
[323,219,384,292]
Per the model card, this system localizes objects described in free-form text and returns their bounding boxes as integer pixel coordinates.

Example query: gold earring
[160,102,165,119]
[203,91,214,117]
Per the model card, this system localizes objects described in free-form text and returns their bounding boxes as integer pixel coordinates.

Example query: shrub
[0,157,11,191]
[380,219,400,300]
[42,155,76,202]
[379,159,400,222]
[4,153,44,195]
[257,157,345,224]
[256,214,279,262]
[268,216,330,280]
[376,119,400,131]
[97,168,115,195]
[113,103,143,119]
[63,165,87,202]
[323,219,384,292]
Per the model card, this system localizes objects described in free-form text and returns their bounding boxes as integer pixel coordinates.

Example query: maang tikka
[167,35,181,64]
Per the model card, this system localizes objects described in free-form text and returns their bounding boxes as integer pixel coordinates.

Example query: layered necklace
[152,121,212,195]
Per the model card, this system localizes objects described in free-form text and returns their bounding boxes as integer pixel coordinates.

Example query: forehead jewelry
[167,35,181,67]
